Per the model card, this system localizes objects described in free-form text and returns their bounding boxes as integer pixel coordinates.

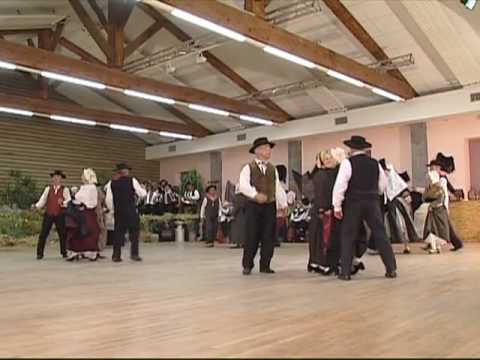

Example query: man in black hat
[332,136,397,280]
[238,137,288,275]
[105,163,147,262]
[33,170,71,259]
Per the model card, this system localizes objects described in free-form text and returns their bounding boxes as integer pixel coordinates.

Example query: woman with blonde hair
[65,168,101,261]
[308,148,344,274]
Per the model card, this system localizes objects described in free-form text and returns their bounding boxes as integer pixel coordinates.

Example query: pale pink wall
[221,141,289,192]
[159,152,211,186]
[427,114,480,192]
[302,125,412,174]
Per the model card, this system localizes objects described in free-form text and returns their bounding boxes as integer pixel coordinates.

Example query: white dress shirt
[145,190,159,205]
[332,152,387,212]
[200,196,222,219]
[384,162,408,201]
[439,177,449,210]
[182,190,200,204]
[73,184,98,209]
[105,177,147,211]
[35,185,71,209]
[238,159,288,209]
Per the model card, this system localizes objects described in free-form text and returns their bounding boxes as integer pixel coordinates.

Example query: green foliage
[180,170,204,195]
[0,210,43,247]
[1,170,40,209]
[96,170,112,187]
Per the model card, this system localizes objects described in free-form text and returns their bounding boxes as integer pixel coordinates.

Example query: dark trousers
[242,201,276,270]
[205,216,218,244]
[448,219,463,249]
[340,199,396,276]
[113,218,140,259]
[37,213,67,257]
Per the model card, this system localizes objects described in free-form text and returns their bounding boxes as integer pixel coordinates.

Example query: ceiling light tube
[50,115,96,126]
[0,106,33,117]
[171,9,246,42]
[371,87,404,102]
[123,89,176,105]
[326,69,365,88]
[0,61,17,70]
[239,115,274,126]
[159,131,193,140]
[41,71,106,90]
[263,46,316,69]
[110,124,149,134]
[188,104,230,116]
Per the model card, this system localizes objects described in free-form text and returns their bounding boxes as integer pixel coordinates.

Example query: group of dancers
[238,135,463,280]
[32,134,463,280]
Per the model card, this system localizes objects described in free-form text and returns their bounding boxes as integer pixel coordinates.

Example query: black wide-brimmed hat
[343,135,372,150]
[249,137,275,154]
[50,170,66,179]
[399,171,410,183]
[426,153,455,173]
[114,162,131,171]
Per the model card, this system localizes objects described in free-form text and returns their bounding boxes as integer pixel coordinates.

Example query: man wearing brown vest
[34,170,71,260]
[239,137,288,275]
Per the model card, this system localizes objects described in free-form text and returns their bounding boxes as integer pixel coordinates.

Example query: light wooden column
[410,122,428,187]
[210,151,222,197]
[288,140,302,194]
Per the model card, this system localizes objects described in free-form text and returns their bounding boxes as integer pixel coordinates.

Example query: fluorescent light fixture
[171,9,246,42]
[239,115,274,126]
[40,71,106,90]
[371,87,404,102]
[50,114,96,126]
[263,46,316,69]
[188,104,230,116]
[0,61,16,70]
[0,106,33,117]
[123,89,175,105]
[110,124,149,134]
[327,69,365,88]
[159,131,193,140]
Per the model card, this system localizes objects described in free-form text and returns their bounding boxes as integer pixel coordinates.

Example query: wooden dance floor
[1,242,479,358]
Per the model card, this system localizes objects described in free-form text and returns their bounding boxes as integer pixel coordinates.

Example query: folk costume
[35,170,71,259]
[239,137,288,274]
[379,159,420,254]
[66,169,100,261]
[106,163,147,262]
[181,185,200,214]
[332,136,397,280]
[200,185,222,247]
[230,184,247,249]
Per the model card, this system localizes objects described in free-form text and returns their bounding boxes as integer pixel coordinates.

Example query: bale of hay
[450,201,480,242]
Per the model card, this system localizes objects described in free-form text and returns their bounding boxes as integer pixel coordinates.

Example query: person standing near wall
[33,170,71,260]
[200,185,222,247]
[239,137,288,275]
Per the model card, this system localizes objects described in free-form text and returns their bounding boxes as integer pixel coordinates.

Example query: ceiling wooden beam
[69,0,111,60]
[38,29,53,99]
[125,20,164,58]
[0,92,200,136]
[87,0,108,31]
[0,29,49,36]
[59,37,106,65]
[51,21,65,52]
[244,0,266,19]
[139,3,292,119]
[0,39,286,122]
[107,0,135,67]
[322,0,417,95]
[157,0,416,100]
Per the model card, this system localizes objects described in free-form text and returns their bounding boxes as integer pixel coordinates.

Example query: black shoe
[62,253,68,259]
[385,271,397,278]
[205,243,214,248]
[89,257,97,262]
[112,257,122,263]
[36,254,43,260]
[131,256,143,262]
[242,268,252,275]
[338,273,351,281]
[403,248,411,254]
[274,243,281,247]
[97,254,106,260]
[450,246,463,252]
[307,264,318,273]
[351,262,365,275]
[260,268,275,274]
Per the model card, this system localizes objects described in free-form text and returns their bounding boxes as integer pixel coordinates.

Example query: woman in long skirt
[66,168,100,261]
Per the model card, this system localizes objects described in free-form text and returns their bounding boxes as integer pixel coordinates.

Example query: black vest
[346,154,380,201]
[111,176,138,221]
[205,197,220,218]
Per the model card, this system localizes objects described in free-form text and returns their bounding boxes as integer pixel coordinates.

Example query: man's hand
[334,210,343,220]
[255,193,268,204]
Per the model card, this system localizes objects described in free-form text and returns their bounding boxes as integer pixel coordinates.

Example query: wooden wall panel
[0,114,159,192]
